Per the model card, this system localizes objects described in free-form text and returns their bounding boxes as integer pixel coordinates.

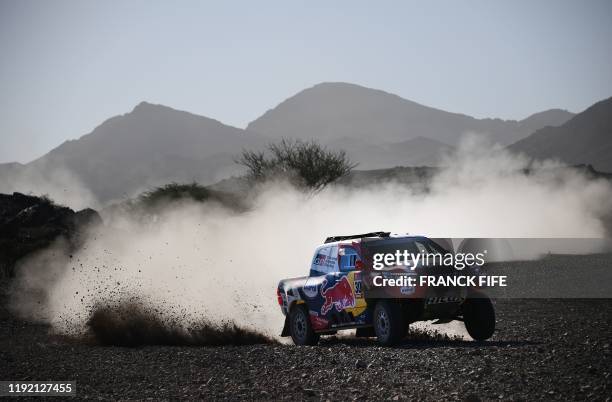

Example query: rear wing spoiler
[324,231,391,244]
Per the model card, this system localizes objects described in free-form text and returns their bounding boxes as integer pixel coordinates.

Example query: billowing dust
[9,141,612,344]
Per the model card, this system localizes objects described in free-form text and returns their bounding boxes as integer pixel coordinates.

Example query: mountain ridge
[509,96,612,172]
[247,82,574,146]
[0,83,594,206]
[1,102,268,205]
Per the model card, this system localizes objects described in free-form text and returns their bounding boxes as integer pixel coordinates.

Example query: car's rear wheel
[289,305,320,346]
[463,294,495,341]
[373,301,407,346]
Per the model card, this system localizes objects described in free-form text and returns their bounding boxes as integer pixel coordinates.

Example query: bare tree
[236,139,356,190]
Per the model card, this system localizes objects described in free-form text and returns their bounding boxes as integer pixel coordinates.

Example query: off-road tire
[463,295,495,341]
[289,305,320,346]
[373,301,407,346]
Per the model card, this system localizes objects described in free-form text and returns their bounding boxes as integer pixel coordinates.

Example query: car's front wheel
[373,301,407,346]
[289,305,320,346]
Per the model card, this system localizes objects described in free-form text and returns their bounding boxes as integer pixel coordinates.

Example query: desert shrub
[138,182,211,206]
[236,139,356,190]
[135,182,245,211]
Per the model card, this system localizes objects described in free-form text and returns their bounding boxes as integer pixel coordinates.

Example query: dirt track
[1,294,611,401]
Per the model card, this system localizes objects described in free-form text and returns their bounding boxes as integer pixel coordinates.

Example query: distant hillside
[209,166,441,195]
[248,82,574,147]
[0,102,267,204]
[326,136,453,170]
[337,166,439,189]
[0,84,582,206]
[509,97,612,172]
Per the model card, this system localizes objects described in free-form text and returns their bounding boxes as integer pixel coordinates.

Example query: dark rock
[0,192,101,277]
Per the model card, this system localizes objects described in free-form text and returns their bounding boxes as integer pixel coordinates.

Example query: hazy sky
[1,0,611,163]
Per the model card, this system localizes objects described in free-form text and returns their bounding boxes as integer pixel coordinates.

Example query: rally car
[276,232,495,346]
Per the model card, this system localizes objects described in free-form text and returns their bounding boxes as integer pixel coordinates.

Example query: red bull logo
[308,312,329,330]
[321,276,355,314]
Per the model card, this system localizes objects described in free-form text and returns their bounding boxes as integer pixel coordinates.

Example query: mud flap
[280,316,290,337]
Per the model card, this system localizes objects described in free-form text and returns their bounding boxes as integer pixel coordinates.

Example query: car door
[336,246,368,324]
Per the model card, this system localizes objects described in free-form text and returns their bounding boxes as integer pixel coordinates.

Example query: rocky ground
[1,290,610,401]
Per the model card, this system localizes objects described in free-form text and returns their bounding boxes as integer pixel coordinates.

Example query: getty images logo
[372,250,487,271]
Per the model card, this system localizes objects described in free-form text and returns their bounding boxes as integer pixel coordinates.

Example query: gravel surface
[1,294,611,401]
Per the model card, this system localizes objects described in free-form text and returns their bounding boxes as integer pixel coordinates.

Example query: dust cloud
[10,141,612,342]
[0,163,98,210]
